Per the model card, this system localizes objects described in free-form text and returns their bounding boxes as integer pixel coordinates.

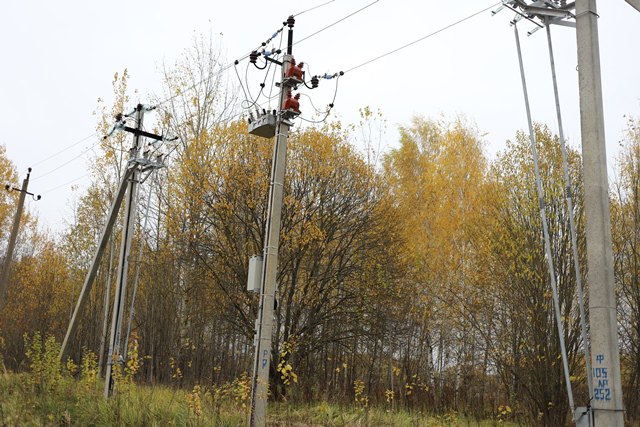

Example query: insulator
[249,51,259,64]
[287,15,295,28]
[311,75,319,88]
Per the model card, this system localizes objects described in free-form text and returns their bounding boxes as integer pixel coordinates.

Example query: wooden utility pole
[0,168,40,310]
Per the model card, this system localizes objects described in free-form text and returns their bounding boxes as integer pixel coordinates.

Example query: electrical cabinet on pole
[0,168,40,310]
[248,15,301,427]
[104,104,145,398]
[575,1,624,425]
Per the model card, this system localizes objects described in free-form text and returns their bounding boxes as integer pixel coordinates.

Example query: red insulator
[283,91,301,113]
[286,60,304,80]
[249,50,259,64]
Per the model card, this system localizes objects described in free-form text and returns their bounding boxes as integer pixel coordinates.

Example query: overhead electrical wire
[294,0,379,47]
[32,144,99,182]
[298,76,341,124]
[31,132,97,168]
[293,0,336,17]
[39,173,92,195]
[241,30,284,111]
[156,0,379,110]
[343,1,501,74]
[35,0,497,191]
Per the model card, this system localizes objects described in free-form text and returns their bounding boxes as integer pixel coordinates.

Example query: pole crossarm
[119,126,165,142]
[495,0,576,32]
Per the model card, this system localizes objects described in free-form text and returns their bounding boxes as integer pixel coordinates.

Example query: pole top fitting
[286,15,295,28]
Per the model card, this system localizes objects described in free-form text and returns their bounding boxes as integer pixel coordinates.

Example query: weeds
[0,334,525,426]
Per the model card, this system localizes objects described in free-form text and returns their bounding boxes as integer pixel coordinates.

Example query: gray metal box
[248,114,277,138]
[247,255,263,293]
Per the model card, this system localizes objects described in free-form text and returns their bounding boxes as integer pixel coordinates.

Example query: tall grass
[0,334,524,426]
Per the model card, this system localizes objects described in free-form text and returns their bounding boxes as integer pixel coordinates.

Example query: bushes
[0,333,250,426]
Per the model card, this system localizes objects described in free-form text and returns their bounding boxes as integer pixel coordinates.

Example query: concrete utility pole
[575,0,624,425]
[60,105,166,368]
[104,104,144,398]
[0,168,40,310]
[60,167,134,361]
[248,16,299,427]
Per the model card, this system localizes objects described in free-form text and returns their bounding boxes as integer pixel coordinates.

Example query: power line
[39,173,91,194]
[32,1,497,193]
[294,0,336,17]
[294,0,380,47]
[32,144,98,182]
[343,1,501,74]
[31,132,97,168]
[156,1,380,110]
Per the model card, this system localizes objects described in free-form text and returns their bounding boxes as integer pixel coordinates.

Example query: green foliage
[0,369,527,427]
[24,332,64,394]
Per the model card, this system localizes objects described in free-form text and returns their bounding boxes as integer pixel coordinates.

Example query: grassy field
[0,371,526,427]
[0,335,524,426]
[0,377,526,427]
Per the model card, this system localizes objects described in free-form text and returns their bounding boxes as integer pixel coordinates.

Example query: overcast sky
[1,1,639,232]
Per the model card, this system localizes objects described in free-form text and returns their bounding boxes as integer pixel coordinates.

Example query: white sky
[1,1,639,232]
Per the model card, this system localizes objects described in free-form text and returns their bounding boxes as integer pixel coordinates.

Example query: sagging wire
[234,60,252,109]
[237,50,282,111]
[298,73,342,124]
[245,53,278,109]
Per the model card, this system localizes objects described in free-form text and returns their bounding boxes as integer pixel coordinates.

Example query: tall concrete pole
[0,170,31,310]
[104,104,144,398]
[59,166,133,361]
[575,1,624,424]
[249,16,296,427]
